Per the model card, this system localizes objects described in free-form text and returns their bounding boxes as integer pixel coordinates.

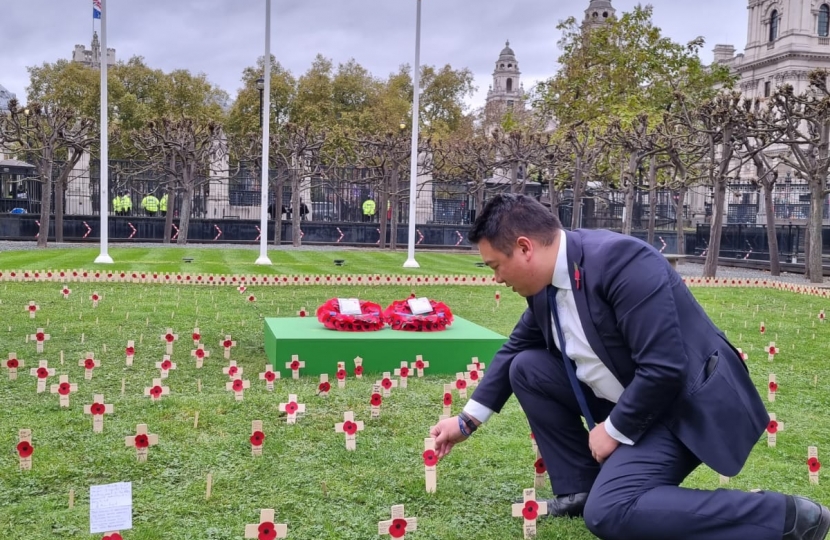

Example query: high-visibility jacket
[122,195,132,212]
[362,199,376,216]
[160,194,168,212]
[142,195,159,212]
[112,197,122,213]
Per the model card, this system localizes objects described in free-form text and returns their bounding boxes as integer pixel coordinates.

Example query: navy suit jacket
[470,228,768,477]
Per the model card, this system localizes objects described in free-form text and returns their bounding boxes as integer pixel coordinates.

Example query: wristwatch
[458,411,478,436]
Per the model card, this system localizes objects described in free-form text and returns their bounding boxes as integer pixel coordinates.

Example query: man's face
[478,238,536,297]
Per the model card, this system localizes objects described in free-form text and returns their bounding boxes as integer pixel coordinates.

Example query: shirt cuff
[604,416,634,445]
[463,400,495,424]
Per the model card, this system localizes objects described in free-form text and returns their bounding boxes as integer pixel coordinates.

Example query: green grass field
[0,276,828,539]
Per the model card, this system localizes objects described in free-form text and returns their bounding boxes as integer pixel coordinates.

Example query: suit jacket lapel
[566,231,623,382]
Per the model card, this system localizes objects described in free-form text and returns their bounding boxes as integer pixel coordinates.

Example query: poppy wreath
[316,299,385,332]
[382,299,454,332]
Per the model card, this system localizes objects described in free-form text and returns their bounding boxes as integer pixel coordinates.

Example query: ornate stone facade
[72,31,116,69]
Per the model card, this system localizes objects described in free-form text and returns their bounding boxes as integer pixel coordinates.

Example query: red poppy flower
[92,294,100,301]
[16,441,33,458]
[443,393,452,406]
[290,360,300,370]
[223,339,233,348]
[381,378,392,390]
[768,346,777,354]
[423,449,437,467]
[264,371,276,382]
[36,367,49,379]
[318,381,331,393]
[258,521,277,540]
[134,434,149,448]
[195,348,205,359]
[165,333,175,343]
[35,332,45,341]
[126,346,135,356]
[161,360,172,370]
[232,379,244,392]
[228,366,238,376]
[469,370,479,381]
[150,385,163,398]
[248,295,256,302]
[769,381,778,392]
[354,366,363,376]
[399,367,409,378]
[455,379,467,390]
[250,430,265,446]
[62,288,70,296]
[285,401,298,415]
[84,358,95,369]
[91,402,106,415]
[58,382,71,395]
[298,310,307,317]
[102,533,123,540]
[388,518,408,538]
[6,358,18,368]
[336,369,347,380]
[534,457,546,474]
[193,332,201,341]
[809,457,822,473]
[522,500,540,521]
[767,421,778,434]
[342,421,358,435]
[28,304,36,312]
[415,360,425,369]
[370,393,382,406]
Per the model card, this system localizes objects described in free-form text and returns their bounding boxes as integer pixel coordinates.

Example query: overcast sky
[1,0,748,111]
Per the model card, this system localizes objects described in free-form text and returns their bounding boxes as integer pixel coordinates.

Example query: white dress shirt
[464,230,634,445]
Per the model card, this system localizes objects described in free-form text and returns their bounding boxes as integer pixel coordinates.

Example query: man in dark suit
[430,194,829,540]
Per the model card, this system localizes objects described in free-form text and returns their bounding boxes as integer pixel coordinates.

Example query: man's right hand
[430,416,468,460]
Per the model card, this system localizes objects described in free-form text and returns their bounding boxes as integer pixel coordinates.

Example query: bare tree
[433,134,499,222]
[563,123,605,230]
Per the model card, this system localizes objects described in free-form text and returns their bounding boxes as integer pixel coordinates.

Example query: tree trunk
[675,186,687,255]
[291,170,301,247]
[621,154,637,236]
[37,156,53,248]
[176,183,194,245]
[763,182,780,276]
[389,168,399,251]
[703,178,726,277]
[163,180,175,244]
[808,179,824,283]
[571,155,583,230]
[548,175,560,221]
[54,177,65,243]
[272,176,284,247]
[646,156,657,246]
[509,162,518,193]
[378,180,389,250]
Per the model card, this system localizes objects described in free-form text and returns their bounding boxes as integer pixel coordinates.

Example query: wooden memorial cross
[90,291,101,308]
[394,362,410,388]
[192,327,201,345]
[250,420,265,456]
[767,413,784,447]
[335,362,347,389]
[470,357,486,371]
[244,509,287,539]
[61,285,71,299]
[191,344,210,368]
[495,290,501,307]
[125,423,158,462]
[125,340,136,366]
[226,376,251,401]
[17,429,33,470]
[454,372,469,399]
[335,411,364,451]
[279,394,305,424]
[79,353,99,380]
[259,364,280,391]
[760,321,766,334]
[378,505,417,538]
[442,384,453,418]
[317,374,331,396]
[144,378,170,402]
[30,360,55,393]
[30,328,50,353]
[512,488,548,539]
[378,372,398,397]
[531,433,538,455]
[768,374,778,402]
[297,307,308,317]
[737,348,749,362]
[534,455,547,488]
[466,363,483,387]
[25,301,39,319]
[353,356,364,379]
[808,446,821,485]
[411,355,429,377]
[370,384,382,418]
[820,310,826,323]
[156,355,176,378]
[221,335,236,359]
[160,328,179,355]
[423,438,438,493]
[767,342,780,361]
[223,360,243,379]
[286,355,304,379]
[50,375,77,407]
[5,353,23,380]
[84,394,114,433]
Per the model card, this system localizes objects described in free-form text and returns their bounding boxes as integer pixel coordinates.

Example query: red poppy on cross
[767,342,779,361]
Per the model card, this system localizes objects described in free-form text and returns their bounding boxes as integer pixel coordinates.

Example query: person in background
[141,191,159,217]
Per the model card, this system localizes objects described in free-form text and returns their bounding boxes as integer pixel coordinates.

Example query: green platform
[263,316,507,376]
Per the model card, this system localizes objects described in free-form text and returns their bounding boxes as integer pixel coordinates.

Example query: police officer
[121,191,132,215]
[362,197,376,222]
[160,193,168,217]
[142,191,160,216]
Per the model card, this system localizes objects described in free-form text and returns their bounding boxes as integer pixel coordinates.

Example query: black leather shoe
[539,493,589,518]
[785,496,830,540]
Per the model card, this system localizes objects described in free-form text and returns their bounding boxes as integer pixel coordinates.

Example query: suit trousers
[508,349,787,540]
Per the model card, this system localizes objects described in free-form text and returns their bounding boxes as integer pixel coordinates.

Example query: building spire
[584,0,615,28]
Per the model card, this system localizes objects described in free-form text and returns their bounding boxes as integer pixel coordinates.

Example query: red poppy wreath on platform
[316,299,385,332]
[383,299,454,332]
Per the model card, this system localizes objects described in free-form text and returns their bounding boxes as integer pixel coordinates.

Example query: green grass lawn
[0,247,489,277]
[0,282,828,539]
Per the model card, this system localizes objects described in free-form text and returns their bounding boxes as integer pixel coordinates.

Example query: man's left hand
[589,422,620,464]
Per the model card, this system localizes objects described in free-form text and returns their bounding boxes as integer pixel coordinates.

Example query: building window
[765,81,771,97]
[506,78,513,92]
[820,4,830,37]
[770,10,779,42]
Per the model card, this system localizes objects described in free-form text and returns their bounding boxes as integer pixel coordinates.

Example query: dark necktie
[548,285,596,430]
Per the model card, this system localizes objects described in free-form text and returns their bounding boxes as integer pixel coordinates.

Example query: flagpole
[94,0,113,264]
[255,0,272,265]
[403,0,422,269]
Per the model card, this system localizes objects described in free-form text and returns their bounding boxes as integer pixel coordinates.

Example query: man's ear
[516,236,533,259]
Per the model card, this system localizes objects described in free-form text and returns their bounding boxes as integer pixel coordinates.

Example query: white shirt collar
[551,230,571,290]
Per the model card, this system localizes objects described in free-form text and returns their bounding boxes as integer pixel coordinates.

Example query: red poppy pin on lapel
[574,263,581,290]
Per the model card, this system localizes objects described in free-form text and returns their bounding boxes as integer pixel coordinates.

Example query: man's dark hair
[468,193,562,255]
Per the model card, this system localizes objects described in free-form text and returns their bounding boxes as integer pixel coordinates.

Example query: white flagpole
[255,0,273,265]
[94,0,113,264]
[403,0,422,268]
